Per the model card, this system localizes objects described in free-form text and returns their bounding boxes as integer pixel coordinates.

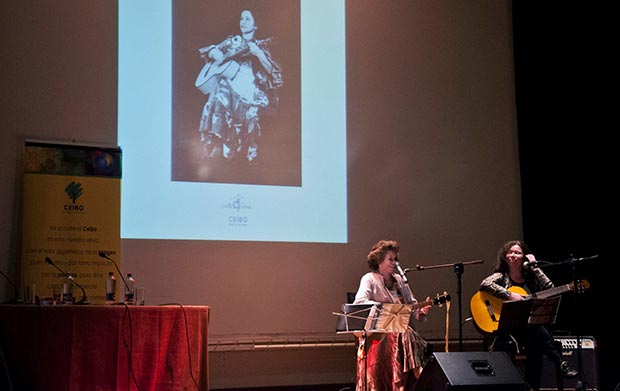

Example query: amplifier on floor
[540,336,599,391]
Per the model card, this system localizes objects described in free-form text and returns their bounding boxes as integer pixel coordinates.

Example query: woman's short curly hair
[367,239,399,271]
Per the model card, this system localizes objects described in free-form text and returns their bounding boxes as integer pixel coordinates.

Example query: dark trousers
[491,325,564,391]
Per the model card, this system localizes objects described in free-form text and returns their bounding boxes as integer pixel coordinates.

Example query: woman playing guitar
[475,240,578,391]
[196,9,282,164]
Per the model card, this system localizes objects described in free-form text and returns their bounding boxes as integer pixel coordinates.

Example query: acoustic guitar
[469,279,589,335]
[195,37,274,96]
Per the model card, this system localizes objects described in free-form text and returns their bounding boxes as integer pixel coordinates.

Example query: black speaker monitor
[413,351,527,391]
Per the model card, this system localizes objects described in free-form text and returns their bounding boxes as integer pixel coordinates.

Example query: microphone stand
[44,257,90,305]
[408,259,484,351]
[546,254,598,391]
[571,256,586,391]
[1,269,23,304]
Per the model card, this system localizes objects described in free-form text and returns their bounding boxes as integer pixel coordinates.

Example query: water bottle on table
[105,271,117,304]
[124,273,136,304]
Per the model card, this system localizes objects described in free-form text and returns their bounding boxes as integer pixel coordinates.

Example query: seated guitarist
[198,9,282,163]
[478,240,578,391]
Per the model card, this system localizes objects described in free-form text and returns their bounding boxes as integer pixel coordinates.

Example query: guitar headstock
[431,292,451,306]
[570,279,590,293]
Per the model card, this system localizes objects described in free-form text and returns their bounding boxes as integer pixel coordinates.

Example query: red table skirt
[0,304,210,391]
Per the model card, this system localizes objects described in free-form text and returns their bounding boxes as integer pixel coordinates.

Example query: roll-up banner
[20,141,122,304]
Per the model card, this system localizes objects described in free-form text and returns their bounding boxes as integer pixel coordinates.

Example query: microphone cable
[0,343,13,391]
[159,303,201,390]
[120,303,142,391]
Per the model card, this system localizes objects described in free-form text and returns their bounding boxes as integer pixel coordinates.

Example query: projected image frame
[171,0,301,186]
[118,0,347,242]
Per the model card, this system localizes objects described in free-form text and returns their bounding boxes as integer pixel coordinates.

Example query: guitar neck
[221,37,272,62]
[412,298,435,310]
[530,283,572,299]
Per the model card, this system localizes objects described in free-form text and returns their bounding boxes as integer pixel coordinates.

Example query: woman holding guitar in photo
[476,240,578,391]
[196,9,282,164]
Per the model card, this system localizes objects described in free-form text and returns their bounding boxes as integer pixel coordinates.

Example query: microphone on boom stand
[44,257,90,305]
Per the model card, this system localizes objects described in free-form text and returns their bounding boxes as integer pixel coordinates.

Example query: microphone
[98,251,130,292]
[45,257,90,305]
[395,261,409,283]
[395,261,416,303]
[523,260,539,270]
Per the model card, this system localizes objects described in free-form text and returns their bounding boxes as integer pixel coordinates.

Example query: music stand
[494,297,562,388]
[334,303,414,391]
[373,303,414,332]
[335,303,378,391]
[335,303,414,334]
[497,296,561,332]
[335,303,378,335]
[528,296,561,326]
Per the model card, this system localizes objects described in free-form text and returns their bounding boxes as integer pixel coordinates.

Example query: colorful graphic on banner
[20,141,122,304]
